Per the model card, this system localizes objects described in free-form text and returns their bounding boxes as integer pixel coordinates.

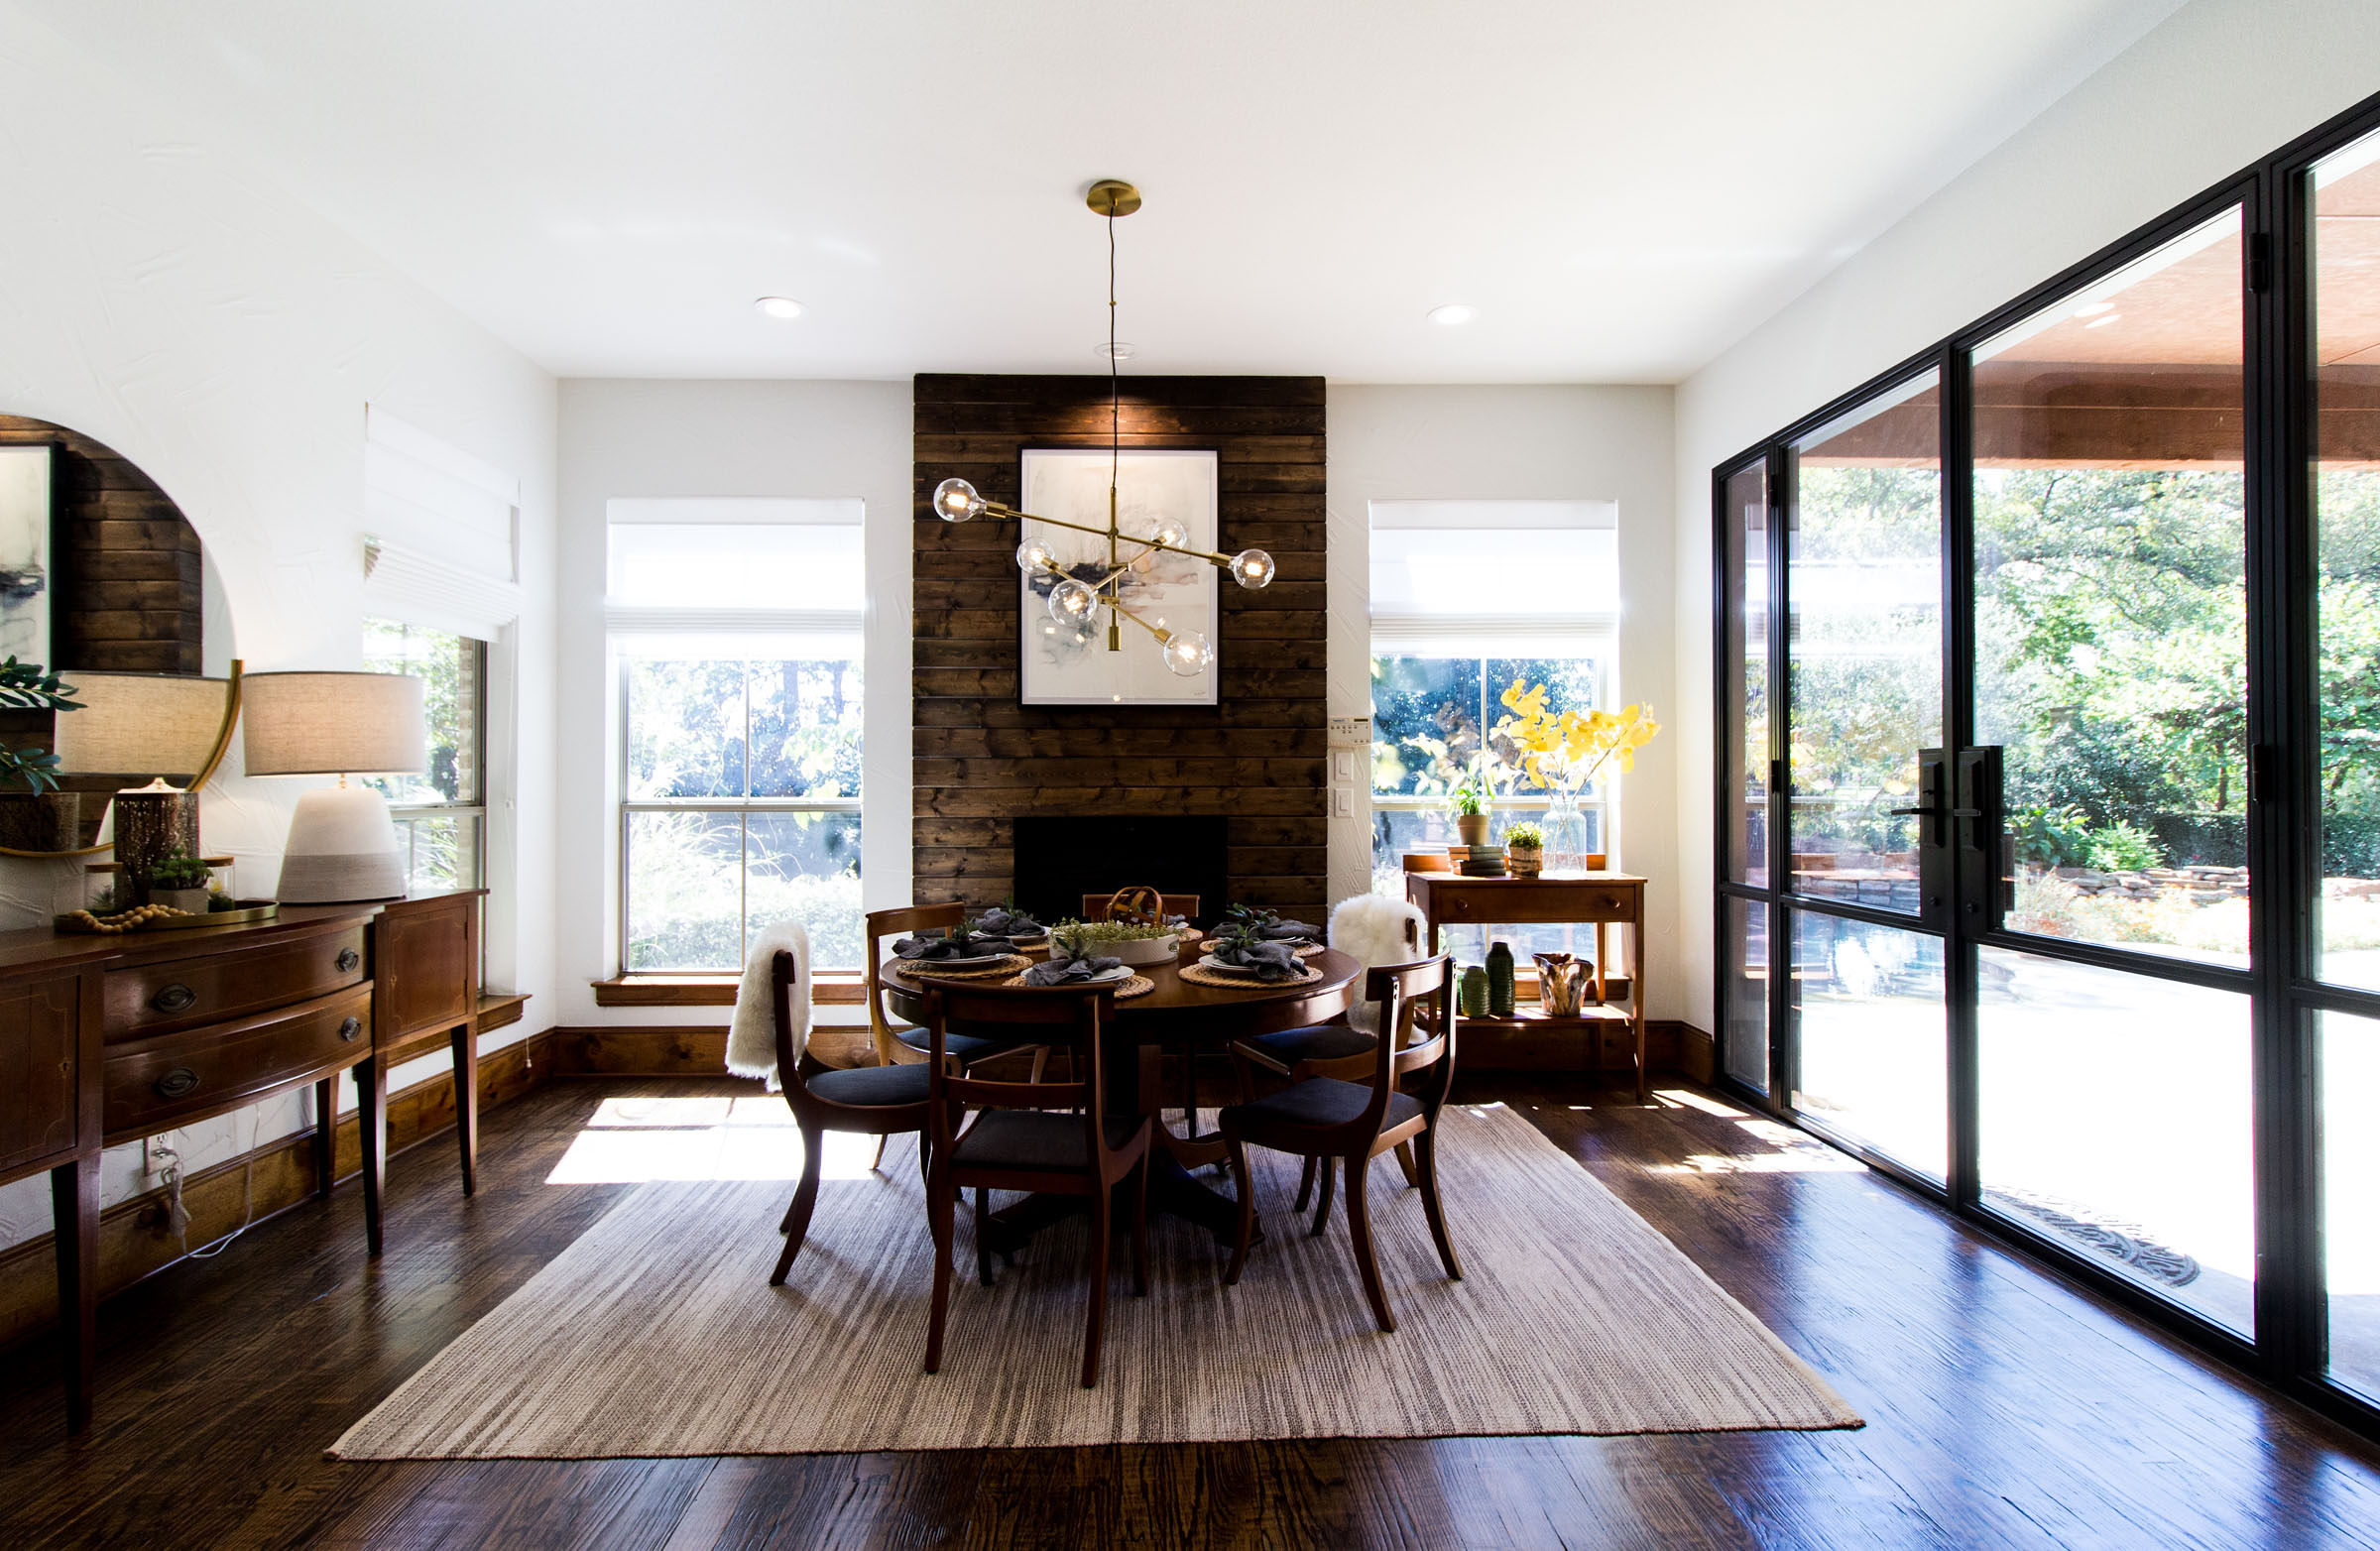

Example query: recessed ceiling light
[755,296,805,320]
[2074,300,2116,316]
[2085,313,2121,329]
[1095,341,1137,360]
[1427,303,1476,326]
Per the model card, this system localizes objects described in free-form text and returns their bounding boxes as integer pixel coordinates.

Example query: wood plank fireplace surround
[911,374,1328,927]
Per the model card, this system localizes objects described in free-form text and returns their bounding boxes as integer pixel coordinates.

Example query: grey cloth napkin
[893,931,994,961]
[1213,939,1304,982]
[1020,954,1124,987]
[1259,920,1319,941]
[972,907,1043,937]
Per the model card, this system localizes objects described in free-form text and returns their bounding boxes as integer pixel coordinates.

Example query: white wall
[0,4,558,1252]
[1326,385,1681,1019]
[553,379,912,1030]
[1669,0,2380,1032]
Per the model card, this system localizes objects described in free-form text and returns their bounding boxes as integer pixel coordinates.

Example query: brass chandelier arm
[1105,595,1173,643]
[984,501,1234,567]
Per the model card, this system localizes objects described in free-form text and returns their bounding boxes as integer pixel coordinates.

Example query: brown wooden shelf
[1457,1003,1632,1033]
[477,992,531,1032]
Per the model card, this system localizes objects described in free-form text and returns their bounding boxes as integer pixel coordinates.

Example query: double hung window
[609,501,865,971]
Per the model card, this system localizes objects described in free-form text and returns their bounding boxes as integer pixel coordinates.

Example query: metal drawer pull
[151,983,197,1014]
[338,1016,363,1042]
[336,947,361,973]
[154,1067,199,1100]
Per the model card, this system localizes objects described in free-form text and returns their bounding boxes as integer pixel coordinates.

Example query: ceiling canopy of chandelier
[928,179,1272,678]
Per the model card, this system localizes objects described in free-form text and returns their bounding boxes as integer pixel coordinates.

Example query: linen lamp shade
[52,672,234,779]
[240,670,426,902]
[241,670,426,777]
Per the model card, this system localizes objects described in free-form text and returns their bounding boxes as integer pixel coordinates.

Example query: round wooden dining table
[884,939,1363,1247]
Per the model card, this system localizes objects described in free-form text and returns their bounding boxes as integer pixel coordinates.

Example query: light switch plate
[1331,750,1355,783]
[1333,786,1355,817]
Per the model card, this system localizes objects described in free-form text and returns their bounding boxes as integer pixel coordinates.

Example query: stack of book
[1459,844,1508,878]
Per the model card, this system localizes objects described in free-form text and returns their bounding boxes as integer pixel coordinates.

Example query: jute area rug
[332,1103,1858,1459]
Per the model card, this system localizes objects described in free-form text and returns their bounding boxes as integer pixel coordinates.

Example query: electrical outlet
[143,1136,174,1179]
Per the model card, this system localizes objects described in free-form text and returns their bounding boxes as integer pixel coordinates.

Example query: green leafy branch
[0,658,82,795]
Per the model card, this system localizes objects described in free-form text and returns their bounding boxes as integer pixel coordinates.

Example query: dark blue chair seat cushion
[1226,1076,1422,1133]
[804,1062,935,1108]
[893,1025,1014,1063]
[1238,1024,1375,1068]
[950,1110,1141,1173]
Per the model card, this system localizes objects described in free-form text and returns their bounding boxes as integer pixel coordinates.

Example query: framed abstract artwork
[1017,446,1219,707]
[0,444,52,664]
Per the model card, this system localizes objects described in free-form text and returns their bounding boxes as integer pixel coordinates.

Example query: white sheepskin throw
[1328,894,1427,1034]
[727,919,811,1085]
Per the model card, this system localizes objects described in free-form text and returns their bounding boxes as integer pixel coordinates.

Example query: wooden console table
[0,888,483,1435]
[1405,871,1648,1100]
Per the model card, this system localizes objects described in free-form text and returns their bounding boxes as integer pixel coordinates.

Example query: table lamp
[240,670,425,903]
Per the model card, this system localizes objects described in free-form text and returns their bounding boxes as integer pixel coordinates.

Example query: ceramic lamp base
[275,784,407,903]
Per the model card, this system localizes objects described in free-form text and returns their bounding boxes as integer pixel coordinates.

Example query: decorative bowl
[1110,933,1181,967]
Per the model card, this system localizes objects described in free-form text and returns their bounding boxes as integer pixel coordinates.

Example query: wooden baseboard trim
[0,1027,557,1354]
[550,1024,729,1075]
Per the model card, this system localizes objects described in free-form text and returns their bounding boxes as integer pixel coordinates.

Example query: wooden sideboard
[0,889,484,1434]
[1405,870,1648,1099]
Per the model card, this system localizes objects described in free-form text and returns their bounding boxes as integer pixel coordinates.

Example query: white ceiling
[25,1,2191,382]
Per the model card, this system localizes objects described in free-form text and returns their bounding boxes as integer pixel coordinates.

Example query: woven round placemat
[888,953,1032,982]
[995,972,1155,999]
[1196,938,1323,959]
[1178,959,1323,989]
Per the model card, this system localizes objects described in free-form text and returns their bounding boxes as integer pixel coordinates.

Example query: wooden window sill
[591,974,865,1008]
[477,992,532,1032]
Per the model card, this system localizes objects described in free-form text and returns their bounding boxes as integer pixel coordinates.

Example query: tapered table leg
[450,1021,478,1196]
[354,1057,385,1255]
[312,1077,336,1200]
[51,1153,98,1435]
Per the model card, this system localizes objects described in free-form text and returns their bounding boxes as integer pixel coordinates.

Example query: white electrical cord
[184,1101,268,1260]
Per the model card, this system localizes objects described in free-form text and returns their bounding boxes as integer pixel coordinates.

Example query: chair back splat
[864,901,966,1067]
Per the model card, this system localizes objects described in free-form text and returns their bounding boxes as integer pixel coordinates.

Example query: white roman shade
[605,498,864,657]
[1368,502,1618,656]
[362,406,522,640]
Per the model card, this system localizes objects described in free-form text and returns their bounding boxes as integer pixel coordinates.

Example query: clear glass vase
[1542,789,1594,873]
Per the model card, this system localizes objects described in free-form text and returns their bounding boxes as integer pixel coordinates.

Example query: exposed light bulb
[1228,547,1276,589]
[1159,628,1215,676]
[1047,578,1099,624]
[1151,521,1188,550]
[932,477,986,523]
[755,296,805,319]
[1015,539,1056,573]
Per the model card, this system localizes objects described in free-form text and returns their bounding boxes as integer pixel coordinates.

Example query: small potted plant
[145,850,213,913]
[1449,776,1490,849]
[1505,820,1546,878]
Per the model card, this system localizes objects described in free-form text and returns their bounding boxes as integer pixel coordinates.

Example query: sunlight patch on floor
[547,1098,888,1184]
[1650,1149,1868,1176]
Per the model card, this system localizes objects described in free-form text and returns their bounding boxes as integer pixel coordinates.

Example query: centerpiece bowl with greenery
[1048,915,1183,966]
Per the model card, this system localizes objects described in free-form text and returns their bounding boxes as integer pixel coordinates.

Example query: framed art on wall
[0,444,53,664]
[1018,446,1219,706]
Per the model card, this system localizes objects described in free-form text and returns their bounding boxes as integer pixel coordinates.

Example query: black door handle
[154,1067,199,1100]
[151,983,196,1014]
[338,1016,363,1042]
[336,947,361,973]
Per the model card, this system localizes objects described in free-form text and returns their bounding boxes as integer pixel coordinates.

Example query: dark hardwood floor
[4,1071,2378,1549]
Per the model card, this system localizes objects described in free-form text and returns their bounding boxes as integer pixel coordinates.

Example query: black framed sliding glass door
[1713,85,2380,1439]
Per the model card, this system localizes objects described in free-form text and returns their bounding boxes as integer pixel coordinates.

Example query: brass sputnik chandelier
[929,179,1274,677]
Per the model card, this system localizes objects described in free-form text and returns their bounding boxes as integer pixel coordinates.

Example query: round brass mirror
[0,415,240,858]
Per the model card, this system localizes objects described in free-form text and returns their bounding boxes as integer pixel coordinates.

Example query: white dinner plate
[1197,954,1270,977]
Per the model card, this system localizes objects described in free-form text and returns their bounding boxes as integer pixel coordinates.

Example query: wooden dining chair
[919,982,1153,1388]
[1218,955,1461,1334]
[1227,901,1425,1218]
[763,948,944,1287]
[866,902,1038,1072]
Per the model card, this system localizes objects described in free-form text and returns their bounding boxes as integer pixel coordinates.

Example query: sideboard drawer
[103,985,373,1139]
[105,926,369,1040]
